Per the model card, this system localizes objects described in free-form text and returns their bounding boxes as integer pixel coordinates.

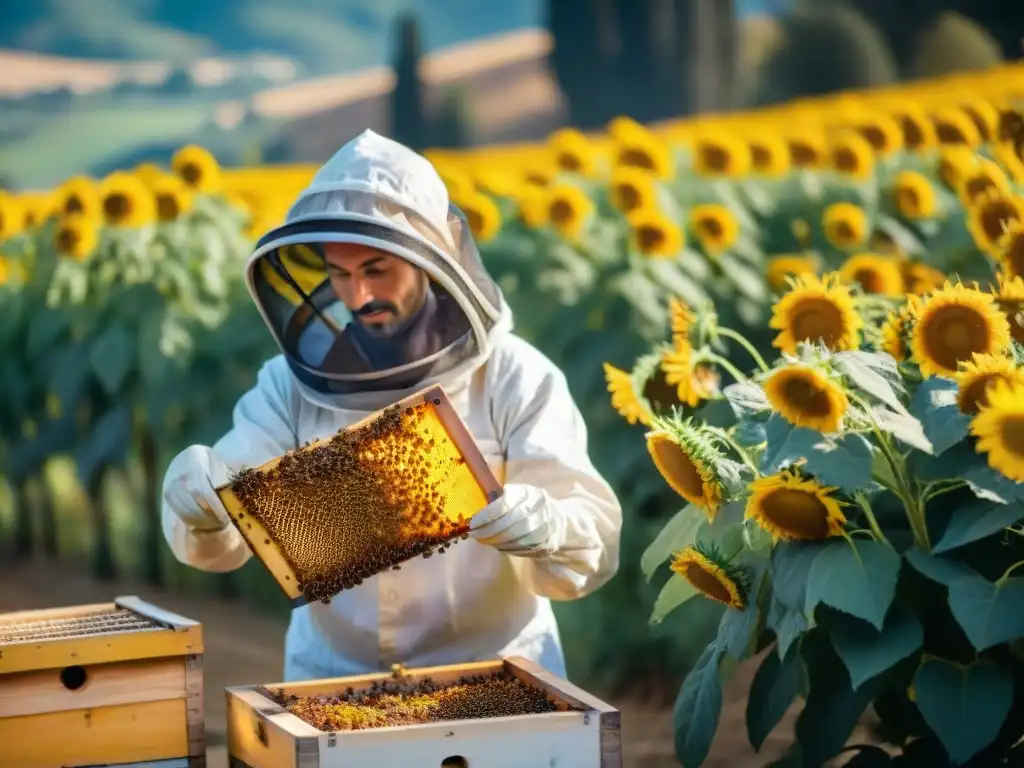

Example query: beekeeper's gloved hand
[163,445,233,533]
[468,485,561,557]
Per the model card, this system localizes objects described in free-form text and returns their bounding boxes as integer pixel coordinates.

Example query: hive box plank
[226,656,621,768]
[215,383,503,607]
[0,596,205,768]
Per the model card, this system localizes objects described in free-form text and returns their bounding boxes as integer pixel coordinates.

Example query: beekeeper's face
[323,242,429,336]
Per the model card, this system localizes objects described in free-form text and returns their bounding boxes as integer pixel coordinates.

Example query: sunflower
[607,115,649,144]
[997,221,1024,278]
[54,175,101,221]
[603,362,650,426]
[0,192,25,241]
[937,147,979,191]
[909,282,1012,377]
[0,256,10,286]
[646,416,728,515]
[838,253,904,297]
[638,351,684,416]
[475,169,520,198]
[764,364,849,433]
[770,272,862,355]
[20,193,55,229]
[669,544,747,610]
[767,255,818,293]
[545,184,593,241]
[855,114,904,157]
[548,128,599,177]
[523,167,554,188]
[151,175,194,222]
[692,134,752,177]
[616,135,674,181]
[661,337,716,407]
[896,106,939,152]
[791,219,812,248]
[901,260,947,296]
[171,145,221,193]
[932,108,983,146]
[822,202,869,250]
[746,470,847,541]
[608,167,656,215]
[53,213,99,261]
[456,192,502,242]
[828,131,875,180]
[958,158,1011,206]
[967,191,1024,254]
[688,204,739,256]
[955,353,1024,414]
[892,170,937,220]
[133,162,165,186]
[626,207,683,258]
[516,186,548,229]
[749,134,791,177]
[880,301,917,361]
[994,141,1024,183]
[787,130,826,168]
[437,168,476,200]
[993,273,1024,345]
[669,297,695,338]
[960,99,1000,142]
[98,171,156,227]
[970,380,1024,481]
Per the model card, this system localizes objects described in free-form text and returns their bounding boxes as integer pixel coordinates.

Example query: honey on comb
[226,400,487,603]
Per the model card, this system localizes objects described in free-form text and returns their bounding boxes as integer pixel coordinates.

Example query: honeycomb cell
[225,401,490,603]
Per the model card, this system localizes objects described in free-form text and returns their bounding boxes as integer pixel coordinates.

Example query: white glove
[163,445,233,533]
[468,484,557,557]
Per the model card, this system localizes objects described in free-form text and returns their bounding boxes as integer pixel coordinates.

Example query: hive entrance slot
[60,665,88,690]
[441,757,468,768]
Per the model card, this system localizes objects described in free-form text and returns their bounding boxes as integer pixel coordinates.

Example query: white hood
[244,129,512,412]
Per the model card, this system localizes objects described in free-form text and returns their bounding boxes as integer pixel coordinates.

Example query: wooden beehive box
[226,656,622,768]
[0,595,205,768]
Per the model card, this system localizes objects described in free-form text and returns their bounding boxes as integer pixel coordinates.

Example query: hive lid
[0,596,203,673]
[217,384,503,607]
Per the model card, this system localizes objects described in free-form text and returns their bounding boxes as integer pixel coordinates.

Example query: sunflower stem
[703,353,748,384]
[854,491,890,546]
[997,560,1024,584]
[707,428,760,474]
[715,326,771,373]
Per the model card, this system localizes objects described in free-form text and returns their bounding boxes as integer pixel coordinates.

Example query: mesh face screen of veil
[216,384,503,606]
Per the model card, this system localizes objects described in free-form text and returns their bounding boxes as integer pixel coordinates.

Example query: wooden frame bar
[216,383,503,607]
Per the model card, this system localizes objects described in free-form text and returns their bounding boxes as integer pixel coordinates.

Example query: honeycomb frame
[216,384,503,606]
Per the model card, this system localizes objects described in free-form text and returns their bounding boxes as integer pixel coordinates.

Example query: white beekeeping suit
[161,129,622,681]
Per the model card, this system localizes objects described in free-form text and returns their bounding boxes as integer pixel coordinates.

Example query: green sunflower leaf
[650,573,700,625]
[908,376,970,456]
[673,643,726,768]
[804,539,901,630]
[746,644,804,752]
[641,505,704,582]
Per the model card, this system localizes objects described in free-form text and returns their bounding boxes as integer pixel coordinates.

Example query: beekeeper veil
[245,130,508,401]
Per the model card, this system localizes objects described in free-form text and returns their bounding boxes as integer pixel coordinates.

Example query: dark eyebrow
[359,255,386,269]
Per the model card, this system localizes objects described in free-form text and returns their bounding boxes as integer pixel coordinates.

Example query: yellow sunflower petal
[745,470,847,541]
[970,380,1024,482]
[764,365,849,433]
[770,272,863,355]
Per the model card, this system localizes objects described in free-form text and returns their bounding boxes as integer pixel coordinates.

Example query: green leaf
[718,565,765,660]
[933,499,1024,554]
[723,381,770,418]
[673,643,725,768]
[650,574,699,625]
[719,253,767,302]
[802,433,875,494]
[771,541,827,610]
[906,549,1024,651]
[831,611,924,690]
[842,746,894,767]
[834,350,905,412]
[794,661,873,766]
[871,406,933,454]
[746,645,803,752]
[909,376,970,456]
[767,597,809,659]
[641,505,704,581]
[805,539,901,629]
[89,323,135,396]
[913,657,1014,765]
[25,307,68,358]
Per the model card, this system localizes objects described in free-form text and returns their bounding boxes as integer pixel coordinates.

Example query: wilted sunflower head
[855,114,904,157]
[958,158,1011,207]
[171,145,221,193]
[548,128,599,176]
[602,362,651,426]
[900,259,946,296]
[770,272,863,355]
[670,543,749,610]
[53,213,99,262]
[893,170,937,220]
[748,134,791,177]
[993,272,1024,345]
[932,108,983,147]
[822,202,869,250]
[764,363,849,434]
[936,146,978,191]
[627,207,684,258]
[767,254,819,293]
[692,134,752,177]
[960,99,999,143]
[608,166,656,215]
[646,415,729,515]
[955,353,1024,414]
[895,106,939,152]
[615,134,675,181]
[660,336,717,408]
[545,184,594,241]
[828,131,875,180]
[151,175,194,222]
[688,203,739,256]
[55,175,100,220]
[745,469,847,541]
[838,252,904,297]
[786,130,826,168]
[968,190,1024,254]
[0,192,25,241]
[909,281,1012,377]
[996,220,1024,279]
[454,191,502,243]
[970,379,1024,482]
[98,171,156,228]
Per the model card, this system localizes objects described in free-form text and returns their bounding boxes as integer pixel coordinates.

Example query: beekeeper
[161,130,622,681]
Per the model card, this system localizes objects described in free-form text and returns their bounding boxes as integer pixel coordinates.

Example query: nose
[345,276,373,308]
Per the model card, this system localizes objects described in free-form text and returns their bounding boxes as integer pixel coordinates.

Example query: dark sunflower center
[780,376,835,418]
[790,141,818,167]
[698,217,724,239]
[760,488,831,538]
[619,147,656,171]
[549,199,574,226]
[900,115,924,149]
[614,183,641,213]
[699,145,729,173]
[751,144,771,169]
[963,108,991,141]
[651,438,706,503]
[853,267,887,294]
[103,193,130,222]
[936,121,969,144]
[181,163,202,185]
[923,306,991,371]
[1002,416,1024,457]
[959,374,1011,414]
[637,225,666,253]
[65,195,84,214]
[558,152,582,172]
[526,171,550,187]
[964,176,997,204]
[981,202,1021,241]
[896,187,921,214]
[1006,242,1024,281]
[858,126,887,151]
[157,193,180,221]
[833,146,860,173]
[830,220,857,244]
[56,227,80,252]
[642,369,681,414]
[681,562,734,604]
[790,298,846,347]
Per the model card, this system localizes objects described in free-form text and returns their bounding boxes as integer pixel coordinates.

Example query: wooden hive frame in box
[226,655,622,768]
[0,595,205,768]
[216,383,503,607]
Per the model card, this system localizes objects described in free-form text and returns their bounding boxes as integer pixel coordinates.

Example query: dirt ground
[0,559,878,767]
